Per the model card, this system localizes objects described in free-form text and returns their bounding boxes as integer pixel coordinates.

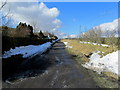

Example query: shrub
[2,36,51,53]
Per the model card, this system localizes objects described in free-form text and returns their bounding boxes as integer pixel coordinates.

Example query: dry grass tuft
[62,39,117,56]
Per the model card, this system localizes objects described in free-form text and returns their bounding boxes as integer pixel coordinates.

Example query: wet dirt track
[2,41,98,88]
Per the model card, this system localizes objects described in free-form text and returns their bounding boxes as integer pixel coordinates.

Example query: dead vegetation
[61,39,119,88]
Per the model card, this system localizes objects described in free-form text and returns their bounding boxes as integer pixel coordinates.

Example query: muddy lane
[3,41,98,88]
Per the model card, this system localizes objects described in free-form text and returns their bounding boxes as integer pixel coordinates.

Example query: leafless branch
[0,1,7,10]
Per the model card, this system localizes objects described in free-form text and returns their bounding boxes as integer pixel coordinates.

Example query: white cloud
[63,34,78,38]
[1,2,63,37]
[94,19,118,32]
[93,18,119,37]
[69,34,78,38]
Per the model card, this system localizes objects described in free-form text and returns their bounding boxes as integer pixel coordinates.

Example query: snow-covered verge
[3,39,59,59]
[80,41,110,47]
[63,42,72,48]
[52,39,60,43]
[82,50,119,76]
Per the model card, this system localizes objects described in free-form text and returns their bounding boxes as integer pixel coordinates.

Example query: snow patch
[82,50,119,76]
[3,39,59,59]
[80,41,110,47]
[63,42,73,48]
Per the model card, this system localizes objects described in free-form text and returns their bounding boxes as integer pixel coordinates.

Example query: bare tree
[105,29,117,46]
[80,26,103,45]
[0,1,7,10]
[30,19,39,32]
[79,25,89,41]
[0,0,12,26]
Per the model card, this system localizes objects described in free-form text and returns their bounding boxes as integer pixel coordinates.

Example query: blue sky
[2,2,118,36]
[45,2,118,35]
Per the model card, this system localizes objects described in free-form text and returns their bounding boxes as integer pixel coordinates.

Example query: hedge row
[2,36,53,53]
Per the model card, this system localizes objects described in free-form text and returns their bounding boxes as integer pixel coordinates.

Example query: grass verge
[62,39,117,57]
[61,39,119,88]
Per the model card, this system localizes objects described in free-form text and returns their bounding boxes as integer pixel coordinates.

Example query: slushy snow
[80,41,110,47]
[82,50,119,76]
[3,39,59,59]
[63,42,72,48]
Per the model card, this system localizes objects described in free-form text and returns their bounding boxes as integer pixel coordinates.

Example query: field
[62,39,117,58]
[61,39,119,88]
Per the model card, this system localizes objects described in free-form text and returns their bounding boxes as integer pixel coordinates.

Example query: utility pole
[79,25,82,41]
